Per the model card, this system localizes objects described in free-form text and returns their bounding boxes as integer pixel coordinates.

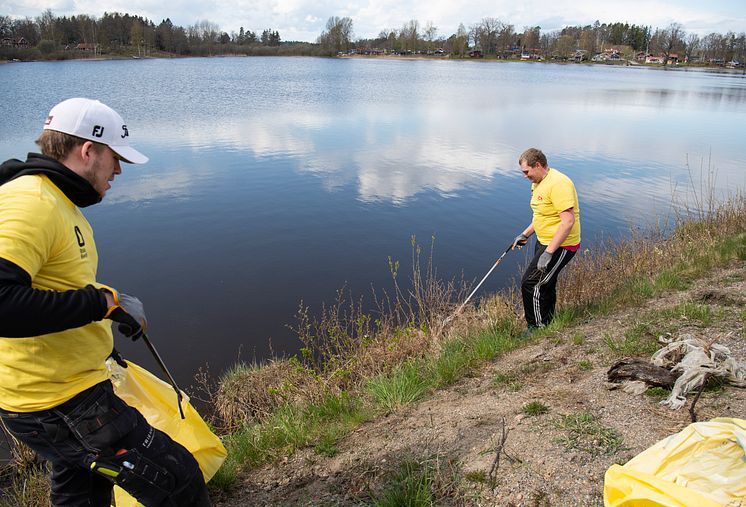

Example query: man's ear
[79,141,96,162]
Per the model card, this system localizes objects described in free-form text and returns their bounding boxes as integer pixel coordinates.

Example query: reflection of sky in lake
[1,57,745,385]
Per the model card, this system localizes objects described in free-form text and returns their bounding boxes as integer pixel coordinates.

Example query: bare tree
[36,8,57,43]
[660,22,686,65]
[400,19,419,53]
[496,22,515,57]
[685,33,700,62]
[450,23,469,56]
[555,34,575,59]
[318,16,354,55]
[521,25,541,53]
[479,17,502,54]
[423,21,437,52]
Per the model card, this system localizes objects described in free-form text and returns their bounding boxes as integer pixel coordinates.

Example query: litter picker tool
[141,332,185,419]
[443,243,514,326]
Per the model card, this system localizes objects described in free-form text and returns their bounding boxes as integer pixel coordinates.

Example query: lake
[1,56,745,388]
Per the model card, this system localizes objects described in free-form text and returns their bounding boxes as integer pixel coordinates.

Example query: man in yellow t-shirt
[511,148,581,332]
[0,98,209,506]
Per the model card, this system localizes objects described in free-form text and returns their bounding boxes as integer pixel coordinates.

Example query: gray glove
[537,250,553,272]
[512,233,528,249]
[105,292,147,340]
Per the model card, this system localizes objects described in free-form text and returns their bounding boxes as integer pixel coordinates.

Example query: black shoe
[520,326,538,339]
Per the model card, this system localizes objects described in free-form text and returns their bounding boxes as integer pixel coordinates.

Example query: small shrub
[464,470,488,483]
[645,386,670,398]
[523,401,549,416]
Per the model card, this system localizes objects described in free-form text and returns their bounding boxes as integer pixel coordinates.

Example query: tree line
[0,10,314,59]
[351,18,745,63]
[2,9,745,65]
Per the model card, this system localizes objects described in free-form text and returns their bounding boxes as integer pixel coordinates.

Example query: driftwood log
[607,357,678,388]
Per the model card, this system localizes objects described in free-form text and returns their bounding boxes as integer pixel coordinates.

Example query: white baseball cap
[43,98,149,164]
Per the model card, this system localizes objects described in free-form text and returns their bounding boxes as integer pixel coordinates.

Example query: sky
[2,0,745,43]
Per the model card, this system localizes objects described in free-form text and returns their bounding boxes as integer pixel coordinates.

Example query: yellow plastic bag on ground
[604,418,746,507]
[107,360,227,507]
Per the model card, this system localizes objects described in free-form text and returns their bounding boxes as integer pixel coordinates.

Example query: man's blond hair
[35,130,86,161]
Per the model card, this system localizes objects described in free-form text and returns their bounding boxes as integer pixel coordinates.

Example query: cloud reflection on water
[116,70,745,208]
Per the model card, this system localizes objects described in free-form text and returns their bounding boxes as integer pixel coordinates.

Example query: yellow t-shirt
[0,175,112,412]
[530,168,581,247]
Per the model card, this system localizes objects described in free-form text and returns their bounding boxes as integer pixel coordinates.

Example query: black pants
[0,381,210,507]
[521,242,576,328]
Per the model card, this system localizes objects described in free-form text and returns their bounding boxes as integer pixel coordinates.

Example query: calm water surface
[1,57,745,387]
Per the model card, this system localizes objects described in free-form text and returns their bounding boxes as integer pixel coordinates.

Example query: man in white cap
[0,98,210,506]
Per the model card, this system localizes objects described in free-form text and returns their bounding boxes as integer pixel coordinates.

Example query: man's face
[84,145,122,198]
[520,160,543,184]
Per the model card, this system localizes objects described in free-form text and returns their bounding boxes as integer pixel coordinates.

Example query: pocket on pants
[109,448,176,503]
[62,382,139,456]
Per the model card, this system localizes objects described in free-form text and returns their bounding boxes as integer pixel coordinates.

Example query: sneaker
[520,326,539,339]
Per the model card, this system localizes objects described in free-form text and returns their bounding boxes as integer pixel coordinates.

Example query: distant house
[645,55,665,64]
[75,43,99,52]
[469,50,483,58]
[2,37,30,48]
[572,50,587,62]
[667,53,679,65]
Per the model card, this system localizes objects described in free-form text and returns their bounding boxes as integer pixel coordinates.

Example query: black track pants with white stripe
[521,242,576,328]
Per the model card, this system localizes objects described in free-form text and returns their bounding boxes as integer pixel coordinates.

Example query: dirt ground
[218,262,746,506]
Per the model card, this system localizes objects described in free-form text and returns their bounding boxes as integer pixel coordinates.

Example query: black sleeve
[0,257,109,338]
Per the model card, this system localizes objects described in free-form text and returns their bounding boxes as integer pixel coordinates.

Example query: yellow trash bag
[107,360,227,507]
[604,417,746,507]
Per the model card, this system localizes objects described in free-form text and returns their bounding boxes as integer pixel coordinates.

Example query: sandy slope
[219,262,746,506]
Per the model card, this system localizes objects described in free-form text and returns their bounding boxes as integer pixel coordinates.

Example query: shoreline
[3,51,740,73]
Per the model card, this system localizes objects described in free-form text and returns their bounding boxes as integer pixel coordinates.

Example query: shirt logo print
[74,226,88,259]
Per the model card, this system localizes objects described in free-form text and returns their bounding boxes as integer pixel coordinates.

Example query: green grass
[464,470,488,484]
[371,459,435,507]
[204,204,744,496]
[210,392,371,490]
[493,372,523,391]
[368,325,524,412]
[659,302,720,326]
[578,360,592,371]
[523,401,549,416]
[368,361,431,411]
[556,412,625,456]
[644,386,671,398]
[652,270,689,291]
[603,322,659,356]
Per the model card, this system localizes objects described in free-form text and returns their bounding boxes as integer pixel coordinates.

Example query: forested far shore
[2,9,745,65]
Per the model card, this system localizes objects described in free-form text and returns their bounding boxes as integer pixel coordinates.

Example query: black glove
[104,290,147,340]
[512,233,529,249]
[108,348,128,368]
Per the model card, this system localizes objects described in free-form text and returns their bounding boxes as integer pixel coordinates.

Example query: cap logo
[121,125,129,138]
[45,115,53,126]
[92,125,105,138]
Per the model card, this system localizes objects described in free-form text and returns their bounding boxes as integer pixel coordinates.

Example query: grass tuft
[556,412,626,456]
[522,401,549,416]
[371,459,435,507]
